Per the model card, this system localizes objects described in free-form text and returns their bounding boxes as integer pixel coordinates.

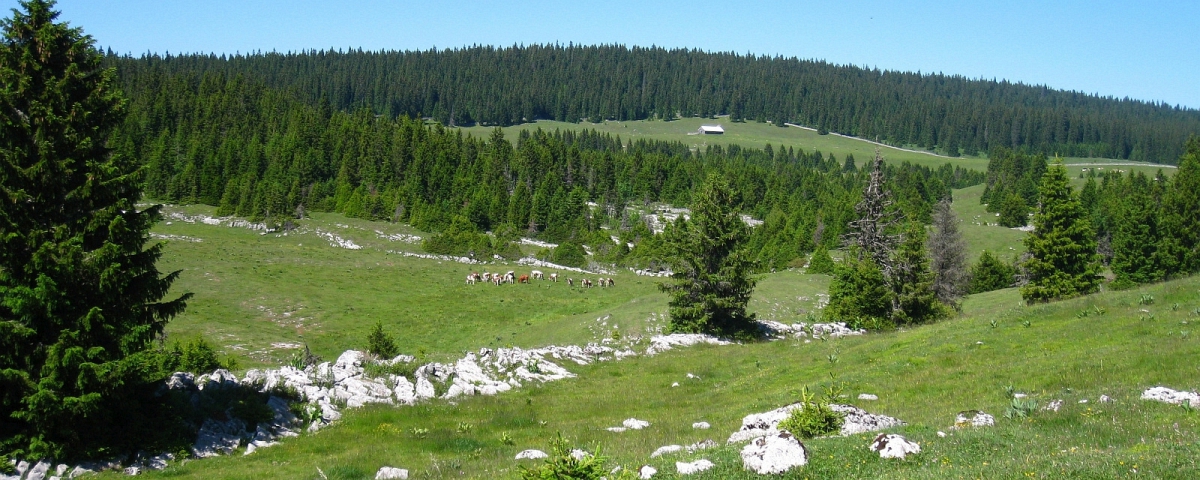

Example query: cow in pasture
[531,270,544,280]
[503,271,515,284]
[518,274,530,284]
[466,272,481,285]
[582,279,593,288]
[596,277,606,288]
[549,273,558,282]
[567,278,574,287]
[605,277,615,287]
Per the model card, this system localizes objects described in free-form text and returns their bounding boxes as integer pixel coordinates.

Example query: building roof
[698,124,724,133]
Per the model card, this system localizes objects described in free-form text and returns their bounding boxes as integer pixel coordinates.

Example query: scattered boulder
[569,449,589,461]
[686,439,718,452]
[623,418,651,430]
[740,431,808,474]
[671,382,680,388]
[953,411,995,428]
[728,403,904,443]
[1043,399,1063,412]
[1099,394,1113,403]
[675,459,715,475]
[936,431,947,438]
[869,433,920,459]
[375,466,409,479]
[650,445,683,458]
[1142,387,1200,407]
[606,427,627,433]
[692,421,711,430]
[515,450,548,460]
[638,465,657,479]
[857,393,878,401]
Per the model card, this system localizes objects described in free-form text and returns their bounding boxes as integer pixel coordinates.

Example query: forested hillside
[109,45,1200,163]
[111,71,981,269]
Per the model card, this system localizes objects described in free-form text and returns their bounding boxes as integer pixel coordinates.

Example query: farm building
[697,124,724,135]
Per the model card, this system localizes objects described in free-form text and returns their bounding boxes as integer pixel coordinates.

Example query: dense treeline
[114,70,982,269]
[969,138,1200,293]
[107,45,1200,163]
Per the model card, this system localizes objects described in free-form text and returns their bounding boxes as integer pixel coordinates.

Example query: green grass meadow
[121,189,1200,479]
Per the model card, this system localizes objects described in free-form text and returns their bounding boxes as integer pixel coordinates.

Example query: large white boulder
[741,431,808,474]
[638,465,657,479]
[869,433,920,459]
[375,466,409,479]
[25,461,50,480]
[675,459,714,475]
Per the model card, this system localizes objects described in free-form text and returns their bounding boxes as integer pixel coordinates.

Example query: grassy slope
[127,276,1200,479]
[129,197,1200,479]
[155,205,665,368]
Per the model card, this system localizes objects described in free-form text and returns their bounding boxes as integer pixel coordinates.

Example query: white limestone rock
[638,465,657,479]
[675,459,715,475]
[869,433,921,459]
[650,445,682,458]
[622,418,650,430]
[728,403,903,443]
[375,466,409,479]
[857,393,878,401]
[692,421,711,429]
[515,450,548,460]
[569,449,588,461]
[1043,399,1063,412]
[606,427,627,433]
[740,431,808,474]
[25,461,50,480]
[1142,386,1200,406]
[646,334,730,355]
[953,411,995,428]
[686,439,718,452]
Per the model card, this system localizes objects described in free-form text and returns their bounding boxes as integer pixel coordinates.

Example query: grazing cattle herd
[465,269,616,288]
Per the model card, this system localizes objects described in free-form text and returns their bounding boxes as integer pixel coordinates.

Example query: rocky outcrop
[515,450,548,460]
[374,466,409,479]
[638,465,657,478]
[740,431,808,474]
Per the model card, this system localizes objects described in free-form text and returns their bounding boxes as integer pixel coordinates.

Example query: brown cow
[518,274,530,284]
[567,278,574,287]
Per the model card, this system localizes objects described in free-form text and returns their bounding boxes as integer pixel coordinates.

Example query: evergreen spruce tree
[0,0,190,459]
[825,251,892,329]
[659,174,757,338]
[891,222,949,325]
[928,198,969,308]
[806,246,836,275]
[1111,173,1163,287]
[1020,160,1101,302]
[1159,138,1200,276]
[969,250,1016,294]
[997,193,1028,227]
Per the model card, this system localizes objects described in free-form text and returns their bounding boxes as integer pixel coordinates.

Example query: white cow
[531,270,545,280]
[549,273,558,282]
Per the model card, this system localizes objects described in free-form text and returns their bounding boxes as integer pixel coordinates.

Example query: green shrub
[551,241,588,268]
[363,359,419,379]
[171,338,237,373]
[806,247,837,275]
[366,322,400,358]
[969,250,1016,294]
[998,193,1029,228]
[777,388,844,438]
[519,433,621,480]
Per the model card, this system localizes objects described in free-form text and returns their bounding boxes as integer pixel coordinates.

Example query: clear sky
[8,0,1198,108]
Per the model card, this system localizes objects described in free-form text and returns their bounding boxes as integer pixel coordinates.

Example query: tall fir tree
[1110,173,1164,287]
[659,174,757,338]
[1159,138,1200,276]
[969,250,1016,294]
[0,0,190,459]
[1020,160,1101,302]
[927,198,969,309]
[891,222,949,325]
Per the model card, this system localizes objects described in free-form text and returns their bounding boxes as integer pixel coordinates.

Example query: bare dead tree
[928,198,969,308]
[843,148,902,277]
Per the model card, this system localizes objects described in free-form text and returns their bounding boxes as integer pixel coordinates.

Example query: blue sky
[9,0,1199,108]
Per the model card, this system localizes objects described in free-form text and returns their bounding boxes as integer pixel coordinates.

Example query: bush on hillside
[519,433,635,480]
[551,241,588,268]
[807,247,837,275]
[777,388,844,438]
[171,338,238,373]
[366,322,400,359]
[826,253,892,329]
[969,250,1016,293]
